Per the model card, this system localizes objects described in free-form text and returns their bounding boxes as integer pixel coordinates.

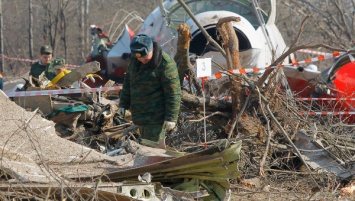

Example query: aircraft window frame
[166,0,270,29]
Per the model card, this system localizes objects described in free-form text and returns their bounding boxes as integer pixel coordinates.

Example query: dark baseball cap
[130,34,153,58]
[52,57,66,69]
[40,45,52,54]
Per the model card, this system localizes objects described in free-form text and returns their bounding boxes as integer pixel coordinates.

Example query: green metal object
[83,139,242,200]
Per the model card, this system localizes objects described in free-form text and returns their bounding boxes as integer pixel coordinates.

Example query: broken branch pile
[171,16,355,199]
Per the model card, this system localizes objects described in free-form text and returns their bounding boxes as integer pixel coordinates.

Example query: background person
[29,45,56,80]
[118,34,181,145]
[85,25,113,87]
[46,57,70,87]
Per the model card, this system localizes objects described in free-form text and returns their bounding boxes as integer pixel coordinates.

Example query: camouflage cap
[40,45,52,54]
[130,34,153,58]
[52,57,66,69]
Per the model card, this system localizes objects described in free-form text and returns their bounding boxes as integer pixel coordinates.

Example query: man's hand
[118,107,126,117]
[163,121,176,131]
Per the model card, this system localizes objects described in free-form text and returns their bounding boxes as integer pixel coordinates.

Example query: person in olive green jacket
[29,45,56,80]
[119,34,181,143]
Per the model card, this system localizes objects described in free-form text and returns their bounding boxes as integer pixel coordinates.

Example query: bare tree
[80,0,85,59]
[0,0,3,73]
[0,0,157,76]
[28,0,33,59]
[277,0,355,49]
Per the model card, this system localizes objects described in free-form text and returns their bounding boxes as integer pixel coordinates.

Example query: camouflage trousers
[138,124,166,142]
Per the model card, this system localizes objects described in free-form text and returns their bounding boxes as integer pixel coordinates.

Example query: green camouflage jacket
[29,61,56,80]
[119,42,181,125]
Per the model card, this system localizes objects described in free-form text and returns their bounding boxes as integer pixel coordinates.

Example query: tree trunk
[0,0,3,73]
[80,0,84,56]
[59,1,67,59]
[28,0,33,59]
[174,23,201,95]
[84,0,89,51]
[217,17,263,138]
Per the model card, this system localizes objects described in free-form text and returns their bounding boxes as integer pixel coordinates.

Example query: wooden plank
[14,95,52,115]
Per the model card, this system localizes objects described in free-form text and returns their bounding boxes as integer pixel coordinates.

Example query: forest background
[1,0,354,77]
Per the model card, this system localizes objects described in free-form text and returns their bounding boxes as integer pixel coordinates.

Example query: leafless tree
[277,0,355,49]
[1,0,156,76]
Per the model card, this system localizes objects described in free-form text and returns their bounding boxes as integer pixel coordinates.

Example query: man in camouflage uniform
[29,45,56,80]
[46,57,70,87]
[119,34,181,143]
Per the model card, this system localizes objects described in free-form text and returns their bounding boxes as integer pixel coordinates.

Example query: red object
[201,77,207,91]
[286,76,316,97]
[86,56,93,63]
[331,61,355,112]
[126,25,135,40]
[285,58,355,123]
[332,61,355,98]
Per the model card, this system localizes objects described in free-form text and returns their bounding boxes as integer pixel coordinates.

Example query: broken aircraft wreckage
[4,0,355,200]
[105,0,355,123]
[107,0,289,80]
[1,0,280,200]
[0,89,241,200]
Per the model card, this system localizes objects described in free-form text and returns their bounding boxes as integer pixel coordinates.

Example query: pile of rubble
[3,64,355,200]
[0,78,242,200]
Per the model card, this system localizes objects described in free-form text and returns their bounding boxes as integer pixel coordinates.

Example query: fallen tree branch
[226,90,252,139]
[188,111,229,122]
[181,90,231,111]
[238,69,320,186]
[256,86,272,178]
[263,97,319,186]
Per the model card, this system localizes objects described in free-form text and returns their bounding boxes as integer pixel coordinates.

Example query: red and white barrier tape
[297,98,355,115]
[1,50,348,82]
[299,111,355,115]
[193,51,346,81]
[1,54,80,68]
[298,97,355,101]
[203,67,267,81]
[297,49,331,56]
[6,86,122,97]
[1,54,36,62]
[290,51,343,66]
